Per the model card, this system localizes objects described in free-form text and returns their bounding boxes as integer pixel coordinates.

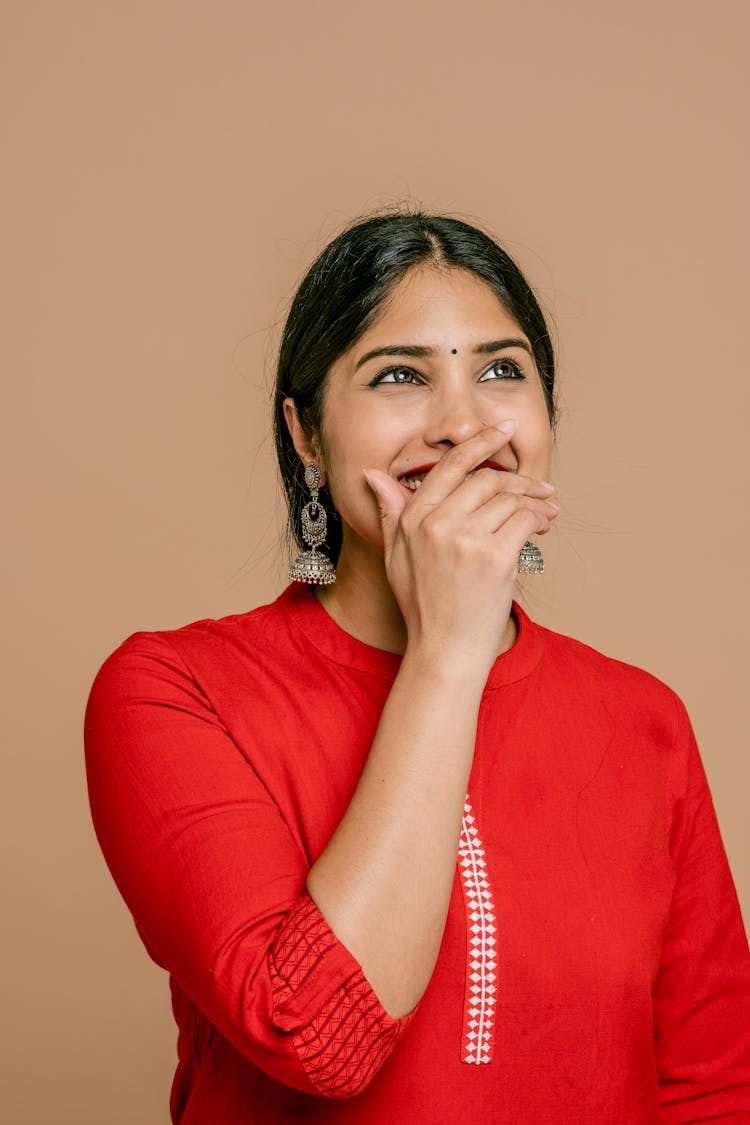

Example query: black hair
[273,211,557,564]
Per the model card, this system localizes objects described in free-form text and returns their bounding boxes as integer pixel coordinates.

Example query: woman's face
[288,265,554,567]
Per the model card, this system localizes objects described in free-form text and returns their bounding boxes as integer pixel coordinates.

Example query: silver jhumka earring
[517,540,544,574]
[289,463,336,586]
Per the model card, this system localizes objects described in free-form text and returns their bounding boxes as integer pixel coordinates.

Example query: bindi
[451,348,457,355]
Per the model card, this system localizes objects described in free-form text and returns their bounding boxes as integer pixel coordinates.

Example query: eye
[479,358,525,382]
[368,366,422,386]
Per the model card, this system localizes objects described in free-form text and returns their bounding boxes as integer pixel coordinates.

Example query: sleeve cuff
[269,893,415,1097]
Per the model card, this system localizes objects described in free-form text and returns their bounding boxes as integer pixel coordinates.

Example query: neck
[315,547,408,654]
[314,534,518,658]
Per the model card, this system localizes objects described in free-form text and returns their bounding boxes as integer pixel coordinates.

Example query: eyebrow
[354,337,533,370]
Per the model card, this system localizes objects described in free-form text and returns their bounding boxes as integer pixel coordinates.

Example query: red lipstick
[400,461,508,476]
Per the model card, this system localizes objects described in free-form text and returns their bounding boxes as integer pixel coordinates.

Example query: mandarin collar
[277,583,543,688]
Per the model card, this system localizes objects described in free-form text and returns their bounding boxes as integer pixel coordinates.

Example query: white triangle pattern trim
[458,797,497,1065]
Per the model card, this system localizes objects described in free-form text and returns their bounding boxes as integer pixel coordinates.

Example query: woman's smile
[399,461,510,492]
[312,265,553,560]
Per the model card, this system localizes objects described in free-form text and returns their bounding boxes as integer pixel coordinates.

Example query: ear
[282,398,326,483]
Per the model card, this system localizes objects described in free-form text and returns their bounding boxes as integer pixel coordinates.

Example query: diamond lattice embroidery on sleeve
[457,797,497,1065]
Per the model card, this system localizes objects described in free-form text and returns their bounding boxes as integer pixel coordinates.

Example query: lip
[397,460,511,488]
[475,460,509,472]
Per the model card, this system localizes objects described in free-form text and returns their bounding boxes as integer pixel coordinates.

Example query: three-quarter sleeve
[83,631,413,1098]
[654,701,750,1120]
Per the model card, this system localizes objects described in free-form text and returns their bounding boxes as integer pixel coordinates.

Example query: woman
[84,213,750,1122]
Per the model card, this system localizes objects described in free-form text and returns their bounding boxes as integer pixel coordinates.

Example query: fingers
[456,506,553,577]
[399,425,557,537]
[499,474,555,500]
[413,423,524,508]
[363,468,407,556]
[418,492,556,573]
[428,465,556,519]
[366,426,557,570]
[473,490,558,537]
[431,467,558,534]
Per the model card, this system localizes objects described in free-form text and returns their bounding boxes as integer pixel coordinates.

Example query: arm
[306,647,486,1018]
[307,424,558,1017]
[654,703,750,1121]
[84,631,412,1098]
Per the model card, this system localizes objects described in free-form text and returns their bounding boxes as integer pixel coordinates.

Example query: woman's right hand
[308,422,558,1017]
[364,421,559,672]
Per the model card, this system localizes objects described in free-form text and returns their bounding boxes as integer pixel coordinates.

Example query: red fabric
[84,584,750,1122]
[270,894,410,1095]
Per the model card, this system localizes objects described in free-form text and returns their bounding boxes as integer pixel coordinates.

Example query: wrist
[399,640,494,692]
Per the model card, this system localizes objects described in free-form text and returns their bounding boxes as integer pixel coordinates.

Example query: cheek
[538,424,554,468]
[518,408,553,473]
[319,399,409,482]
[317,422,391,546]
[325,468,384,549]
[317,424,375,514]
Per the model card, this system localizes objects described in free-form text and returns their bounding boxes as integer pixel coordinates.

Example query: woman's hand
[364,422,559,672]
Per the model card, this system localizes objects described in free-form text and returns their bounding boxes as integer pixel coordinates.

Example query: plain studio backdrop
[3,1,748,1120]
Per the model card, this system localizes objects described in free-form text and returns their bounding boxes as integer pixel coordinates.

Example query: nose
[422,382,486,449]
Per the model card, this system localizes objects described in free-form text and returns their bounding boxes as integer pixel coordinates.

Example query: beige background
[3,1,748,1121]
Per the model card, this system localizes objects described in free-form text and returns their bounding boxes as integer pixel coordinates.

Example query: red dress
[84,584,750,1122]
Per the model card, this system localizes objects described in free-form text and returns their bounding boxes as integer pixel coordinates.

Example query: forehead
[364,265,524,345]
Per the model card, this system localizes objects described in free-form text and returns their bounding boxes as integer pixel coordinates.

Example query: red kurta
[84,585,750,1122]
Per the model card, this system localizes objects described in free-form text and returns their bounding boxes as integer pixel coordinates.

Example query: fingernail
[497,419,517,434]
[548,499,561,510]
[540,480,555,491]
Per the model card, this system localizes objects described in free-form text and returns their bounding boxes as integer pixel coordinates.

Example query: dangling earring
[289,463,336,585]
[517,540,544,574]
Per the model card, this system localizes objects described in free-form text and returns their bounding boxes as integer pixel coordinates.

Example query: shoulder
[519,615,703,803]
[533,612,679,699]
[529,612,690,738]
[87,594,292,704]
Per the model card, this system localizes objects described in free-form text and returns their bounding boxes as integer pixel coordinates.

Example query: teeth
[401,468,487,490]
